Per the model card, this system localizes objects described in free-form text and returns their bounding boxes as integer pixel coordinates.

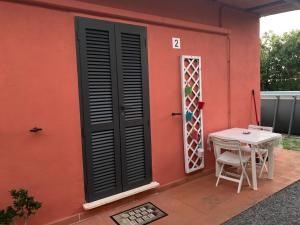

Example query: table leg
[215,146,220,177]
[268,146,274,179]
[216,162,220,177]
[251,150,257,190]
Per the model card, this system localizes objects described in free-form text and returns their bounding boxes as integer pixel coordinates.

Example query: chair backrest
[248,124,273,132]
[248,124,274,147]
[211,137,242,160]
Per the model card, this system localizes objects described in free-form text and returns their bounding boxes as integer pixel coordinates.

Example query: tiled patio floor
[76,149,300,225]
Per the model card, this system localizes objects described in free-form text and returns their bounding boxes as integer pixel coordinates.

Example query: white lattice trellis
[180,55,204,173]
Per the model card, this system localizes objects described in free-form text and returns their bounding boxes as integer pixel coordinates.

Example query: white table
[209,128,282,190]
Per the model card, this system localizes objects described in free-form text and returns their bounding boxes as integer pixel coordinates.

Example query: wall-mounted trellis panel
[180,55,204,173]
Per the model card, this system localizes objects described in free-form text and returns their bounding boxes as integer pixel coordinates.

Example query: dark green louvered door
[75,17,152,202]
[115,24,152,191]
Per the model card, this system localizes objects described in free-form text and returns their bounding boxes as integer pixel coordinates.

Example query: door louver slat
[93,170,115,179]
[92,166,115,177]
[91,130,117,193]
[120,32,144,120]
[86,28,113,125]
[124,126,146,185]
[126,157,146,166]
[125,147,145,156]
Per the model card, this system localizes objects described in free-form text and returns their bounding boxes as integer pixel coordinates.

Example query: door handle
[171,112,182,116]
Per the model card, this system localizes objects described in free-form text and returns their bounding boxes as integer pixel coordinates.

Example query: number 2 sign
[172,37,181,49]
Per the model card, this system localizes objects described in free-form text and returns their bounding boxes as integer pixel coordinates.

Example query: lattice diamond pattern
[180,56,204,173]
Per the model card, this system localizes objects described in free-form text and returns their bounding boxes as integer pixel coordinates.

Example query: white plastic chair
[211,137,251,193]
[241,125,273,177]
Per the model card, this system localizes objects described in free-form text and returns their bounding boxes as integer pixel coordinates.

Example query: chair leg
[216,164,224,187]
[242,165,251,187]
[237,172,243,194]
[259,152,268,178]
[258,151,264,162]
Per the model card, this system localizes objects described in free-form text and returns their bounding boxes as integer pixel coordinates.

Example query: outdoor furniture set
[209,125,282,193]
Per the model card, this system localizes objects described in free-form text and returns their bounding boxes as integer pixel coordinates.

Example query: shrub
[0,189,42,225]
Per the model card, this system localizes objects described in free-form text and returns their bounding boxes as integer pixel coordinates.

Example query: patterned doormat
[111,202,167,225]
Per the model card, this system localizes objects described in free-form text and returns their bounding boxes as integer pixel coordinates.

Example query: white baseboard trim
[83,181,160,210]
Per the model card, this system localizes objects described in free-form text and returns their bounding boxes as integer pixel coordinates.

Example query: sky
[260,10,300,36]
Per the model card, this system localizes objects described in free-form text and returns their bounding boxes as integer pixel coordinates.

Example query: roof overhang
[213,0,300,16]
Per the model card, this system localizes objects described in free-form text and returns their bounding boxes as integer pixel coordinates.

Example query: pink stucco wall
[0,1,260,224]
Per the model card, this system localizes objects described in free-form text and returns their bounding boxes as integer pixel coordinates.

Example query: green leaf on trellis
[185,86,192,96]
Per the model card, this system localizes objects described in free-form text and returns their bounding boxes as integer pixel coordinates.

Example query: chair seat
[217,151,250,166]
[241,145,268,154]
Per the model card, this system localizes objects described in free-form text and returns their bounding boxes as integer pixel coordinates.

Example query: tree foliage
[0,189,42,225]
[0,207,16,225]
[260,30,300,91]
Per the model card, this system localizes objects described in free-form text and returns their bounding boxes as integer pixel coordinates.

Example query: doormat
[111,202,167,225]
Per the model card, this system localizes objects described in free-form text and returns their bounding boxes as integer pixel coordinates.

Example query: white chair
[211,137,251,193]
[241,125,273,177]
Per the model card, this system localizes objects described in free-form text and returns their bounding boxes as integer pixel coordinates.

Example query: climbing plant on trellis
[180,55,204,173]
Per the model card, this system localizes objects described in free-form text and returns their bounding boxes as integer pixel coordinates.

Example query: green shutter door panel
[115,24,152,191]
[76,17,152,202]
[76,18,123,202]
